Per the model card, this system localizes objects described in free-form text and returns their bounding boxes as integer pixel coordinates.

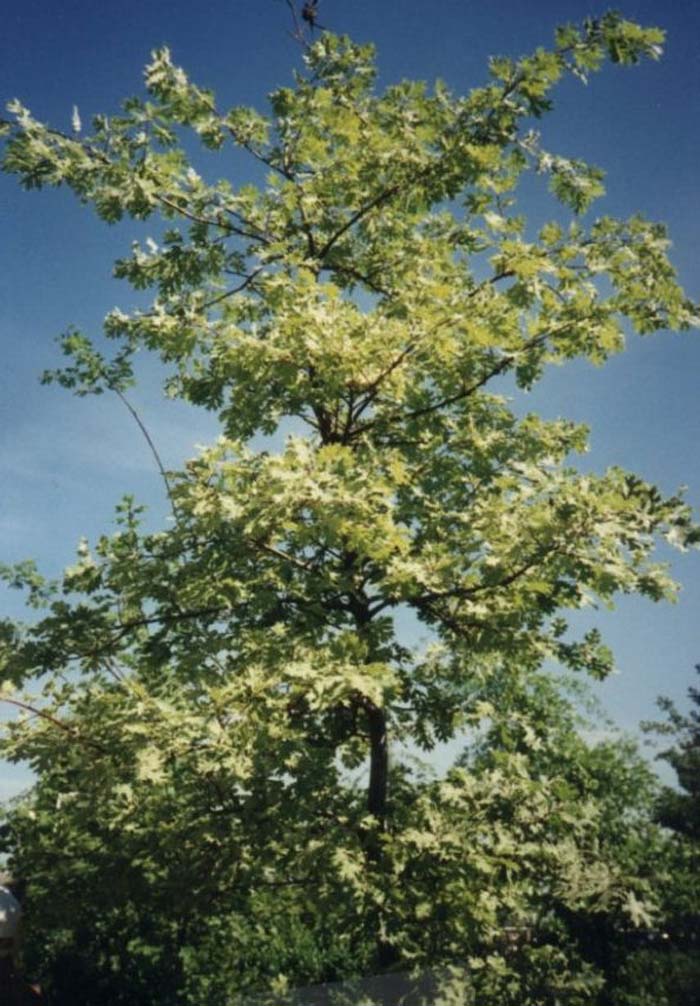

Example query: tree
[648,666,700,841]
[1,11,698,1004]
[456,668,700,1006]
[607,672,700,1006]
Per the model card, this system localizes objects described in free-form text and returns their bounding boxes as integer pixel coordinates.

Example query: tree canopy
[647,666,700,841]
[1,11,698,1005]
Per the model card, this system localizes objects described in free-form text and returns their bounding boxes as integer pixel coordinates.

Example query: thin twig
[284,0,307,47]
[202,265,269,309]
[155,193,236,233]
[112,387,176,518]
[254,540,314,572]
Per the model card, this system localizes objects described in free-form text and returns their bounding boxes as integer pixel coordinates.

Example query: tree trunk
[346,582,398,970]
[365,702,399,970]
[367,704,388,826]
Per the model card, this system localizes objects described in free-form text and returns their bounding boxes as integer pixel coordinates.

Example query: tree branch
[368,326,556,431]
[414,544,557,607]
[155,193,239,234]
[201,265,269,309]
[317,182,402,260]
[322,261,391,296]
[111,387,176,518]
[1,696,110,755]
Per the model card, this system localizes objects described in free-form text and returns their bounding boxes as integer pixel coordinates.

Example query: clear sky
[1,0,699,799]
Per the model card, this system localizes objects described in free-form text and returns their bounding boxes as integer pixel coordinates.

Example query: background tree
[1,11,698,1005]
[609,667,700,1006]
[457,670,700,1006]
[648,665,700,840]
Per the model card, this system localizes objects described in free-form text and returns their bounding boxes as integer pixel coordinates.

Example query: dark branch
[1,696,110,755]
[317,183,402,260]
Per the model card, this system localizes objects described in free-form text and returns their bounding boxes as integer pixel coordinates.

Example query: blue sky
[1,0,699,798]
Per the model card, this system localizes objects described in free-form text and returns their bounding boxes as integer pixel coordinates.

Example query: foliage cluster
[0,10,698,1005]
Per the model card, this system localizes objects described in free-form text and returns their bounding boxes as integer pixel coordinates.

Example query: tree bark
[365,702,400,969]
[346,581,398,969]
[366,704,389,827]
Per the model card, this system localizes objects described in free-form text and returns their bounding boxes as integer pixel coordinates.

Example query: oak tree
[1,11,698,1004]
